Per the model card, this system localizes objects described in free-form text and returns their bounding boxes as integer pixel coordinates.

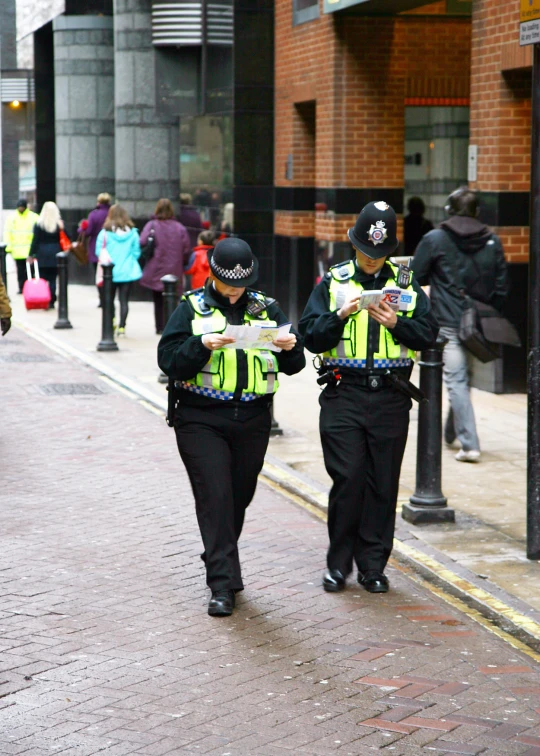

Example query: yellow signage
[521,0,540,23]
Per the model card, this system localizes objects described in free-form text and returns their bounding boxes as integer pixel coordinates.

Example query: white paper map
[222,323,292,352]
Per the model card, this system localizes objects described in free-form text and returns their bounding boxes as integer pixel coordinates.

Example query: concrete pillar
[53,16,115,222]
[113,0,179,220]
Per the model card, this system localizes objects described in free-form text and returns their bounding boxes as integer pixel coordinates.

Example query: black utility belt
[339,372,407,390]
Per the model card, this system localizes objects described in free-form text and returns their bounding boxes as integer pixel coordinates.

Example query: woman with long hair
[140,198,191,334]
[28,201,65,309]
[95,204,141,336]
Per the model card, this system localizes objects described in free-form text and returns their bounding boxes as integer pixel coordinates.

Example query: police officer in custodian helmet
[299,202,438,594]
[158,238,305,617]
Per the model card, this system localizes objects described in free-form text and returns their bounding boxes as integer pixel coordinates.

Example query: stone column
[113,0,179,221]
[53,16,115,225]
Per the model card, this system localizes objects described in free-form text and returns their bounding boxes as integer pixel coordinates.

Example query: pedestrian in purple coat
[140,199,191,334]
[177,193,203,249]
[85,193,112,265]
[81,193,111,307]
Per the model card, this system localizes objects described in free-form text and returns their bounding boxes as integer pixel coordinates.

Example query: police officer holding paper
[158,237,305,617]
[299,202,438,594]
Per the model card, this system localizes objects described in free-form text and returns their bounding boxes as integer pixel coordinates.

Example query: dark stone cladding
[55,60,114,76]
[116,106,177,127]
[56,121,115,137]
[274,187,404,214]
[479,192,530,228]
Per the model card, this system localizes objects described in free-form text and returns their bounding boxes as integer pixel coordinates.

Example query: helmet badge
[368,220,388,246]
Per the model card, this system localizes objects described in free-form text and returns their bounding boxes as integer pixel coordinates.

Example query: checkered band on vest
[176,381,259,402]
[325,357,413,369]
[210,257,254,280]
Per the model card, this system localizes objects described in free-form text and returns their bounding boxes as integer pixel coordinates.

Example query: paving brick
[425,741,486,754]
[401,716,458,731]
[479,666,533,675]
[359,717,418,734]
[0,328,539,756]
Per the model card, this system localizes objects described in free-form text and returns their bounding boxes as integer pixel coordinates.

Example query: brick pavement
[1,328,540,756]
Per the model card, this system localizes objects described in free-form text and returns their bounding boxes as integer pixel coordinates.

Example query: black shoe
[208,589,236,617]
[358,571,389,593]
[322,569,346,593]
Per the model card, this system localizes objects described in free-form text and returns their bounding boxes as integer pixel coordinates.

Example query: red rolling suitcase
[23,261,51,310]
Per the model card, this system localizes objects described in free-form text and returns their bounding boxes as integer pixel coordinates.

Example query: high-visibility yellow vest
[5,210,38,260]
[322,260,417,369]
[178,289,280,401]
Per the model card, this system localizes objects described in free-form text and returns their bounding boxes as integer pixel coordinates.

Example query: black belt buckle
[367,374,383,391]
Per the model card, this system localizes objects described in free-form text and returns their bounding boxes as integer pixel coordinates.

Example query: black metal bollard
[54,252,73,329]
[402,336,455,524]
[97,262,118,352]
[158,275,179,384]
[0,244,7,291]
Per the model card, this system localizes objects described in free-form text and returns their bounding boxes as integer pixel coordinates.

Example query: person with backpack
[185,229,214,290]
[412,187,509,463]
[96,205,141,336]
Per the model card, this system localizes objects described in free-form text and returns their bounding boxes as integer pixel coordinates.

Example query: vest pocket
[199,350,226,389]
[249,351,279,395]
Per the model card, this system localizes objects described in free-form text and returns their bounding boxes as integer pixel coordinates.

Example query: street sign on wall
[520,0,540,46]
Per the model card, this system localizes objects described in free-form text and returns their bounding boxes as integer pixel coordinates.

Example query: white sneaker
[455,449,481,463]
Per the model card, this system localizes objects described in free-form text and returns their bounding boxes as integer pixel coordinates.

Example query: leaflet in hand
[357,287,413,311]
[222,322,291,352]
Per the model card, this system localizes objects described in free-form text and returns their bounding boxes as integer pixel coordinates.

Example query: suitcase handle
[26,260,40,280]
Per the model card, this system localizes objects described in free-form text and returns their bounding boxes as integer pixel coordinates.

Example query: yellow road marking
[261,468,540,662]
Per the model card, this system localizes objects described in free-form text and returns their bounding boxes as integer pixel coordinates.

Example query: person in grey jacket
[412,187,508,463]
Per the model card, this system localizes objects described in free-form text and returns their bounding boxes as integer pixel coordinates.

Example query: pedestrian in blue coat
[96,205,141,336]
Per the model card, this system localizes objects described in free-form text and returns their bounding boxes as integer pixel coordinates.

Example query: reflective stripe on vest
[181,290,280,401]
[323,260,417,367]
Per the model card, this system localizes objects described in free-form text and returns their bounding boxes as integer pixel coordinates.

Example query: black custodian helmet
[347,201,399,260]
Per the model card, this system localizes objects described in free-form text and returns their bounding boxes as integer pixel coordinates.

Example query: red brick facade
[470,0,532,263]
[275,1,471,242]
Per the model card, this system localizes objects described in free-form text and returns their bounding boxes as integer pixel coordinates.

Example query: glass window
[404,106,470,227]
[293,0,319,26]
[180,115,234,233]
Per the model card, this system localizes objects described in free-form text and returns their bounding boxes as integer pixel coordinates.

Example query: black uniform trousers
[174,404,272,592]
[319,382,411,576]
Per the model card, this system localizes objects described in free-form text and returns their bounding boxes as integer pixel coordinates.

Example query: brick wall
[470,0,531,263]
[275,1,471,242]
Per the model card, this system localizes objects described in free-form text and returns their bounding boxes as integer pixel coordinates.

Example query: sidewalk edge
[16,320,540,654]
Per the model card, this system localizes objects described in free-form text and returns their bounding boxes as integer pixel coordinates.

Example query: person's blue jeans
[440,326,480,452]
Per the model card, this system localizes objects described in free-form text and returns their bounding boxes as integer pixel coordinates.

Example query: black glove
[1,318,11,336]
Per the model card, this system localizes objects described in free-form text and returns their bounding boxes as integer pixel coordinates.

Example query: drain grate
[37,383,105,396]
[0,352,54,363]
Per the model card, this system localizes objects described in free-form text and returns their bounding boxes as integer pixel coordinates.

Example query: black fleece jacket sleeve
[298,274,439,354]
[157,299,306,380]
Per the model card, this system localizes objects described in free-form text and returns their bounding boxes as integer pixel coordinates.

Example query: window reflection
[180,115,234,238]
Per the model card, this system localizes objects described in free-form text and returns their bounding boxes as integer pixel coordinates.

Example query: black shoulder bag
[140,227,156,269]
[448,238,520,363]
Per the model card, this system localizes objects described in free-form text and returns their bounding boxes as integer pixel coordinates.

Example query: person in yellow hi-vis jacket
[299,202,438,596]
[158,237,305,617]
[5,199,38,294]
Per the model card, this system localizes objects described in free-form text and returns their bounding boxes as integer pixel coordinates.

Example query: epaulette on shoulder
[329,260,354,281]
[184,286,205,298]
